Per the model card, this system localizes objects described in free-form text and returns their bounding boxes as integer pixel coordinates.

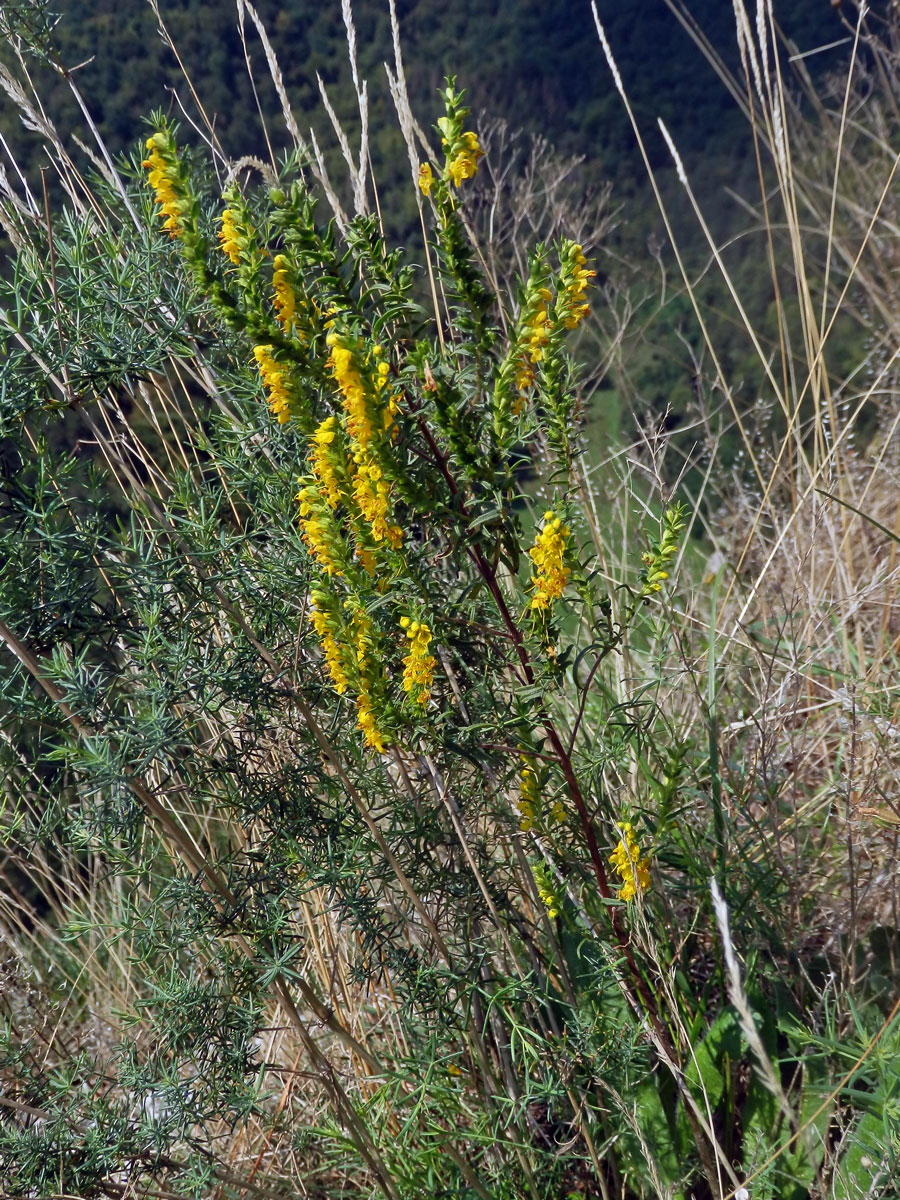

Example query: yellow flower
[253,345,294,424]
[353,541,377,575]
[447,131,484,187]
[310,595,389,751]
[373,355,391,392]
[537,881,560,918]
[356,693,387,753]
[517,756,563,830]
[321,632,349,693]
[532,862,562,919]
[514,360,535,393]
[609,822,651,902]
[142,133,186,239]
[372,352,401,439]
[324,332,401,558]
[326,335,374,451]
[351,611,389,752]
[528,510,570,612]
[296,481,343,577]
[640,503,687,596]
[352,453,402,549]
[326,334,398,451]
[310,416,344,510]
[524,291,554,368]
[503,275,553,408]
[272,254,299,334]
[400,617,437,707]
[217,208,242,264]
[418,162,434,196]
[518,759,541,832]
[309,602,350,695]
[558,241,596,330]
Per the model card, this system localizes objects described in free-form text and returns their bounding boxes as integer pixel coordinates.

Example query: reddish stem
[415,414,677,1050]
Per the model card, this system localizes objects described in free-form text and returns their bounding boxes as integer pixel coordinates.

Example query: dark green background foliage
[1,1,855,185]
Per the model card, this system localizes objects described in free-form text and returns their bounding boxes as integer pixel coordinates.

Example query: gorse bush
[0,3,899,1199]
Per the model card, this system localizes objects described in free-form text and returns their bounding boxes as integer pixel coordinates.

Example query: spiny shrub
[0,44,896,1200]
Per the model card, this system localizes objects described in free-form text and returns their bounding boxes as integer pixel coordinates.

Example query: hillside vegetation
[0,2,852,188]
[0,3,899,1199]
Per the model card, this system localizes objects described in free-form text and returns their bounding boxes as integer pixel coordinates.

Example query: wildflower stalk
[411,409,680,1048]
[409,405,723,1186]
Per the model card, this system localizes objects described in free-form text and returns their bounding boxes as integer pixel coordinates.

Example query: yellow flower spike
[272,254,301,335]
[310,416,344,510]
[639,503,687,598]
[352,454,403,549]
[518,758,542,832]
[350,611,390,752]
[532,862,562,919]
[524,291,554,368]
[528,511,571,613]
[217,208,242,265]
[558,240,596,330]
[356,694,387,753]
[141,135,187,239]
[254,345,299,424]
[327,337,374,451]
[308,597,352,696]
[320,634,349,693]
[313,624,349,694]
[401,617,437,707]
[295,477,343,577]
[609,823,651,903]
[495,261,555,424]
[326,330,403,555]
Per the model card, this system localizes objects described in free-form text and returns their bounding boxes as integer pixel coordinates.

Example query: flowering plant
[5,47,861,1200]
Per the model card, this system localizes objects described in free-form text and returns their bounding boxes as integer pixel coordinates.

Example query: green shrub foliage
[0,58,897,1200]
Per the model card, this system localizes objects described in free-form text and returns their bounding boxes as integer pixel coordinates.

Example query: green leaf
[684,1005,742,1113]
[830,1111,889,1199]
